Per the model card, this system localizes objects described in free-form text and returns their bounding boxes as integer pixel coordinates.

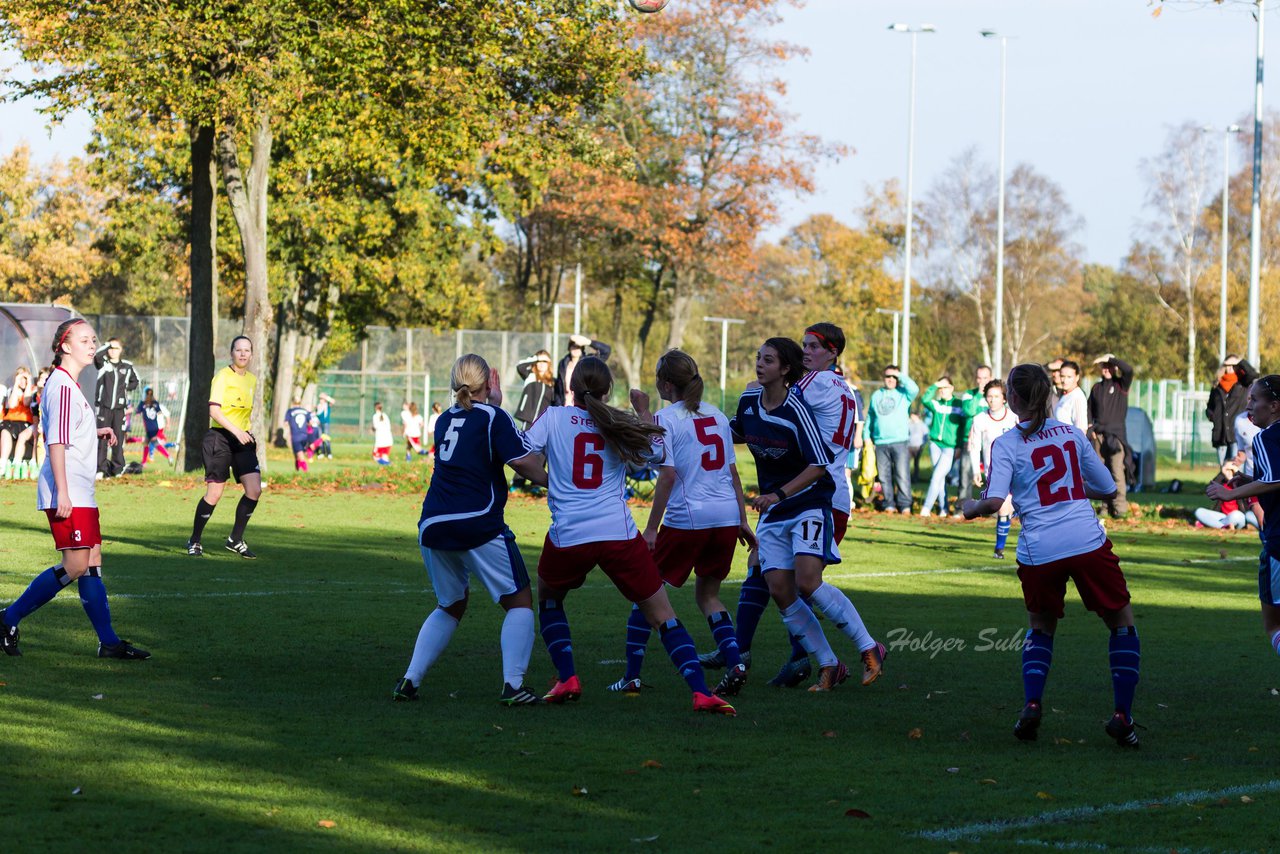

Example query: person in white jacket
[1052,360,1089,431]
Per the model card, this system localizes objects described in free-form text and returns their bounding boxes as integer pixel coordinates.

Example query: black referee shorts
[202,428,260,484]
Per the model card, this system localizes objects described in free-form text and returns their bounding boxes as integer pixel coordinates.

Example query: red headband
[56,319,87,351]
[805,328,837,354]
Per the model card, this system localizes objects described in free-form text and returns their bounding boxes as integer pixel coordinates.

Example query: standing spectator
[953,365,993,503]
[1087,353,1135,518]
[1053,360,1089,431]
[866,365,918,513]
[908,412,928,481]
[920,376,965,517]
[511,350,555,493]
[552,333,611,407]
[1207,357,1254,464]
[1046,358,1065,409]
[94,337,139,478]
[1,367,37,479]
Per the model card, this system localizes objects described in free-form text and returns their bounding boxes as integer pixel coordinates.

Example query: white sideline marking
[917,779,1280,843]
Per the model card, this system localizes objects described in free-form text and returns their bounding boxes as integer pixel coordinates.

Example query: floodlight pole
[703,316,744,410]
[1207,124,1243,363]
[889,23,935,378]
[874,307,915,366]
[573,263,583,336]
[982,30,1009,378]
[1248,0,1264,367]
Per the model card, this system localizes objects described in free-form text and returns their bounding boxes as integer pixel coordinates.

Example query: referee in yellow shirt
[186,336,262,558]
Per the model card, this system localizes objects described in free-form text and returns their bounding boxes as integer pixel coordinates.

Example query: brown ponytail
[451,353,489,410]
[571,357,665,464]
[1007,363,1054,438]
[655,349,705,414]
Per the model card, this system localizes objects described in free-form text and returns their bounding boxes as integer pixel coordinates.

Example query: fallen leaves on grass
[844,809,871,819]
[91,694,104,700]
[317,820,336,829]
[1242,796,1255,804]
[822,730,837,738]
[979,779,997,785]
[71,787,82,795]
[907,728,923,739]
[630,835,660,843]
[945,767,959,774]
[572,785,589,797]
[1036,791,1054,800]
[642,760,663,769]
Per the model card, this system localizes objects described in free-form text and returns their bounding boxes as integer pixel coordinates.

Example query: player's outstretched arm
[751,464,828,513]
[961,496,1003,520]
[642,468,677,551]
[510,453,548,488]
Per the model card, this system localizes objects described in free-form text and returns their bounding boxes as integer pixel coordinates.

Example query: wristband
[774,487,787,501]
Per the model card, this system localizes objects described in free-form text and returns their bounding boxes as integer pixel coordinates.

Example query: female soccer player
[371,402,393,465]
[186,335,262,558]
[1206,374,1280,663]
[524,356,735,715]
[609,350,756,697]
[283,397,314,472]
[394,354,550,706]
[968,379,1017,558]
[962,363,1140,747]
[1,319,150,659]
[136,386,172,466]
[402,401,426,460]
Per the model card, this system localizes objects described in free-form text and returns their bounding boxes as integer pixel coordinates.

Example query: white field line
[917,778,1280,843]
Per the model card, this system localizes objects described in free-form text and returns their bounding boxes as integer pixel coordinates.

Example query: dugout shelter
[1125,407,1157,491]
[0,303,96,398]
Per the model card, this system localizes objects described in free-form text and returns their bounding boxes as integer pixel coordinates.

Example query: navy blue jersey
[1252,422,1280,559]
[731,387,834,523]
[419,403,533,551]
[285,406,313,443]
[134,401,167,435]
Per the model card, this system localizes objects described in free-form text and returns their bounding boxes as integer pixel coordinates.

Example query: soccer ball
[629,0,669,12]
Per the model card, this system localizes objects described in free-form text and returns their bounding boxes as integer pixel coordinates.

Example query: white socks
[500,607,535,689]
[1270,628,1280,657]
[404,609,459,685]
[810,582,876,653]
[780,599,837,667]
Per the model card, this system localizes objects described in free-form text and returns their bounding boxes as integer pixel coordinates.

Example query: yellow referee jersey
[209,366,256,432]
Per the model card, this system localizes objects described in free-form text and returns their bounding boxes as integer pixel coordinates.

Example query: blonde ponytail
[451,354,490,411]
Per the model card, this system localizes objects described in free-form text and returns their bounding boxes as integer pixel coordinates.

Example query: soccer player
[394,354,550,706]
[962,363,1141,748]
[524,356,735,715]
[186,335,262,558]
[1,318,150,660]
[610,350,756,697]
[402,401,426,460]
[1206,374,1280,662]
[135,386,172,466]
[283,398,313,472]
[968,379,1017,558]
[371,402,393,465]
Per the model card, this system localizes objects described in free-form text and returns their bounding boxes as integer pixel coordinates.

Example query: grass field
[1,443,1277,852]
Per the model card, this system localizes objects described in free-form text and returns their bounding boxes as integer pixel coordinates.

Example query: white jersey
[1053,387,1089,432]
[654,402,740,530]
[372,411,394,447]
[792,369,858,513]
[524,406,664,547]
[984,419,1115,565]
[402,411,424,439]
[968,408,1018,475]
[37,367,98,510]
[1236,411,1261,476]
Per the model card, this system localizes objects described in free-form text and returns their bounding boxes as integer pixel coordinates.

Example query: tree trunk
[184,123,217,473]
[216,112,273,469]
[1186,267,1197,388]
[664,271,693,351]
[271,278,299,436]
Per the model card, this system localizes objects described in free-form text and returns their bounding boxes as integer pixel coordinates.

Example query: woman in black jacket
[1207,357,1256,464]
[511,350,555,493]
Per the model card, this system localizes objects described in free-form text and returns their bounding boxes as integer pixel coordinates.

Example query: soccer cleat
[994,549,1005,559]
[808,662,850,692]
[1014,701,1042,741]
[498,683,541,706]
[225,539,257,559]
[392,677,419,702]
[692,691,736,716]
[186,540,204,557]
[714,663,749,697]
[1,613,20,657]
[767,656,812,688]
[98,640,151,660]
[860,641,887,686]
[1104,712,1140,748]
[542,675,582,704]
[607,676,643,694]
[699,648,750,671]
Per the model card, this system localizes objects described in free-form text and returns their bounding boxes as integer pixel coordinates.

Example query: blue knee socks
[1022,629,1054,704]
[659,619,710,695]
[78,567,120,646]
[1109,626,1140,721]
[539,600,576,681]
[623,605,651,680]
[4,566,72,625]
[735,571,771,653]
[707,611,742,669]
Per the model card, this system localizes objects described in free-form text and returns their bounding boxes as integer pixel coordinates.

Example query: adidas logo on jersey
[744,406,755,416]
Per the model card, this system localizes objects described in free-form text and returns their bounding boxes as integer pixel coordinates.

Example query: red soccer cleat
[693,692,736,716]
[543,675,582,704]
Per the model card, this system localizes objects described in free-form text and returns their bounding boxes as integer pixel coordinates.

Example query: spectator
[908,412,928,482]
[512,350,555,493]
[920,376,965,516]
[1053,360,1089,431]
[553,333,611,407]
[1236,408,1262,477]
[1087,353,1135,518]
[94,337,140,478]
[1,367,37,480]
[1194,460,1259,530]
[866,364,918,513]
[1207,356,1254,464]
[1046,358,1065,409]
[953,365,993,503]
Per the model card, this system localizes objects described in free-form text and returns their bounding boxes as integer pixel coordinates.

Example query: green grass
[1,443,1277,853]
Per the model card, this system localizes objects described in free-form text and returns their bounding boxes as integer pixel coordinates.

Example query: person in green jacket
[953,365,993,503]
[867,365,919,513]
[921,376,966,516]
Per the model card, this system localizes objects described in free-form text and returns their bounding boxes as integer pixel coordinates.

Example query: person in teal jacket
[867,365,918,513]
[921,376,966,516]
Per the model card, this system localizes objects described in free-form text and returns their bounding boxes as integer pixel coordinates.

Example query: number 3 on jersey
[693,416,725,471]
[573,433,606,488]
[1032,442,1085,506]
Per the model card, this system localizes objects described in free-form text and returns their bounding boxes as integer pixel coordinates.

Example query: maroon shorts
[45,507,101,551]
[1017,539,1131,618]
[832,509,849,546]
[537,534,663,603]
[654,525,739,586]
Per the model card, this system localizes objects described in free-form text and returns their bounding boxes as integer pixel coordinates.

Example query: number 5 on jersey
[694,416,725,471]
[437,418,464,461]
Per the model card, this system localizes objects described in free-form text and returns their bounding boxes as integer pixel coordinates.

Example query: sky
[0,0,1274,267]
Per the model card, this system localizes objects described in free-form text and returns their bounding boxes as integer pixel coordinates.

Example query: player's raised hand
[629,388,651,418]
[487,368,503,406]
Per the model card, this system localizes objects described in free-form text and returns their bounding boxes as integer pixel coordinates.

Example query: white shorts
[756,507,840,573]
[421,530,530,608]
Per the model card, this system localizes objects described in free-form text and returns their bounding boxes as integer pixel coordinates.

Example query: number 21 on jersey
[1032,442,1085,506]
